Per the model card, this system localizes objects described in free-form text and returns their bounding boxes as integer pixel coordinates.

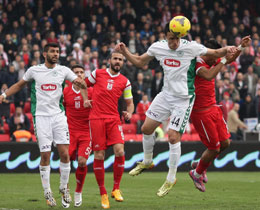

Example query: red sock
[93,159,107,195]
[75,166,87,193]
[113,156,125,191]
[196,159,211,175]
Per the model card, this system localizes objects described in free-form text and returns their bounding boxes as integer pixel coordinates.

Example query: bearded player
[189,36,251,192]
[63,64,93,206]
[86,51,134,209]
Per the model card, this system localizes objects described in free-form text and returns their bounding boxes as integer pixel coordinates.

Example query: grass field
[0,172,259,210]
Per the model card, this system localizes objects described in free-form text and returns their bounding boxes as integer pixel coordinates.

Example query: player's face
[110,53,124,73]
[45,47,60,64]
[73,67,85,80]
[166,32,180,50]
[206,55,218,66]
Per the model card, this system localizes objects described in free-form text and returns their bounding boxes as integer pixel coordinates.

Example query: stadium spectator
[0,42,88,208]
[227,103,248,140]
[151,70,163,100]
[239,47,254,73]
[136,94,151,134]
[234,72,248,99]
[243,65,258,96]
[63,65,93,207]
[86,51,134,209]
[239,93,257,121]
[8,106,30,141]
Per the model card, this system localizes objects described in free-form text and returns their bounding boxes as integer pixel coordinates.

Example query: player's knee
[94,151,105,160]
[168,130,181,144]
[141,124,153,135]
[114,149,124,157]
[78,157,87,167]
[221,139,230,150]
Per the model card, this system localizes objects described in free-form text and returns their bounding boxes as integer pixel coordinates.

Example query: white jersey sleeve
[147,42,158,57]
[64,66,77,82]
[23,67,34,81]
[189,41,207,57]
[88,69,97,84]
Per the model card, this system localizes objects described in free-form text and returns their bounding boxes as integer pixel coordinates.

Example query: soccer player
[115,21,236,197]
[189,36,251,192]
[0,43,89,208]
[85,51,134,209]
[63,64,93,207]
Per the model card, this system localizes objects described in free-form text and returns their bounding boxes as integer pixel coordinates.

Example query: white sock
[59,162,71,189]
[143,133,156,165]
[166,142,181,183]
[39,165,51,193]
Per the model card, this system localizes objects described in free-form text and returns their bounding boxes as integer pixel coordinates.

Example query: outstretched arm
[0,79,27,103]
[115,42,154,68]
[205,46,236,58]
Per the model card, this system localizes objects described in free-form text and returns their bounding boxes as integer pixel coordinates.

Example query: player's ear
[43,51,47,59]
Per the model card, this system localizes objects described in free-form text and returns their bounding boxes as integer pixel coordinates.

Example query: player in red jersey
[63,64,93,207]
[189,36,251,192]
[86,51,134,209]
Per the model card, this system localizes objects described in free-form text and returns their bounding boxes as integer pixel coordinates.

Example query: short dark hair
[204,39,221,49]
[71,64,84,71]
[43,42,60,52]
[164,22,170,34]
[109,50,123,59]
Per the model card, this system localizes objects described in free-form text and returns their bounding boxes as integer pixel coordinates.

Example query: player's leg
[54,112,72,208]
[57,144,72,208]
[90,118,109,209]
[74,133,92,207]
[129,92,167,176]
[36,115,56,207]
[111,143,124,202]
[157,129,180,197]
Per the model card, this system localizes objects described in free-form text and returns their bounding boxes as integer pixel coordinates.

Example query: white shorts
[146,92,195,134]
[34,112,70,152]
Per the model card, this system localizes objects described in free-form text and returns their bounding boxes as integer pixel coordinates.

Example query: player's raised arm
[0,79,28,103]
[205,45,237,58]
[115,42,153,68]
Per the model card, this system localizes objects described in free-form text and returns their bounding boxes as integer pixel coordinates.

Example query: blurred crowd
[1,0,260,139]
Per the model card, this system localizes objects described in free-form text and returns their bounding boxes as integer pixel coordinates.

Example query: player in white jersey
[0,43,89,208]
[115,21,236,197]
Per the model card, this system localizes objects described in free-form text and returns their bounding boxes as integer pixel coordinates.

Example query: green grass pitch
[0,172,259,210]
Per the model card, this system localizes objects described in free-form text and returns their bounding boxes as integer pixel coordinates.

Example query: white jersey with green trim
[23,64,77,116]
[147,39,207,98]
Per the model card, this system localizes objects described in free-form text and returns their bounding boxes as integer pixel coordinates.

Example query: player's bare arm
[206,46,237,58]
[197,62,225,81]
[73,77,87,89]
[122,98,134,121]
[0,79,28,103]
[115,42,154,68]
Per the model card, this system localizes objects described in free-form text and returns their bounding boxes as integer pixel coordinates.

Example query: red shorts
[90,118,124,151]
[69,130,92,161]
[190,106,230,150]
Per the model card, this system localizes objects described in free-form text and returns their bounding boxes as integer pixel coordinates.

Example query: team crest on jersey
[75,101,80,109]
[74,96,81,100]
[164,59,180,67]
[52,71,58,77]
[41,84,57,91]
[177,51,184,57]
[107,79,114,90]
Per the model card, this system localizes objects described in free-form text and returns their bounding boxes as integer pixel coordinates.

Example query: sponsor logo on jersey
[74,96,81,100]
[107,79,114,90]
[164,59,180,67]
[147,110,159,118]
[41,84,57,91]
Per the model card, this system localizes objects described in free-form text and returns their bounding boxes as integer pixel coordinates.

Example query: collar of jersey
[72,85,80,94]
[106,68,120,77]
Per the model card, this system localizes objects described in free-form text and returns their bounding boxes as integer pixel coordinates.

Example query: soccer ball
[169,16,191,38]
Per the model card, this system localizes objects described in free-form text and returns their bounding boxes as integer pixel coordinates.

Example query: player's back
[193,57,216,110]
[63,85,93,131]
[88,68,129,119]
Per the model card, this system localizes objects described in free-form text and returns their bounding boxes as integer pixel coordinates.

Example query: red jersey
[136,100,151,121]
[193,57,220,110]
[86,68,131,120]
[63,84,93,131]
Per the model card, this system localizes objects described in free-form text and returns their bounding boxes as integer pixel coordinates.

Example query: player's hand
[122,111,132,121]
[115,42,126,53]
[73,78,87,89]
[84,99,92,108]
[241,35,251,47]
[225,51,235,64]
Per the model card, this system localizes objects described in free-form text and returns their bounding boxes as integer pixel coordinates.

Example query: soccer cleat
[191,161,208,183]
[189,170,206,192]
[101,194,110,209]
[156,179,177,197]
[44,191,56,207]
[129,161,154,176]
[111,189,123,202]
[74,192,82,207]
[59,188,72,208]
